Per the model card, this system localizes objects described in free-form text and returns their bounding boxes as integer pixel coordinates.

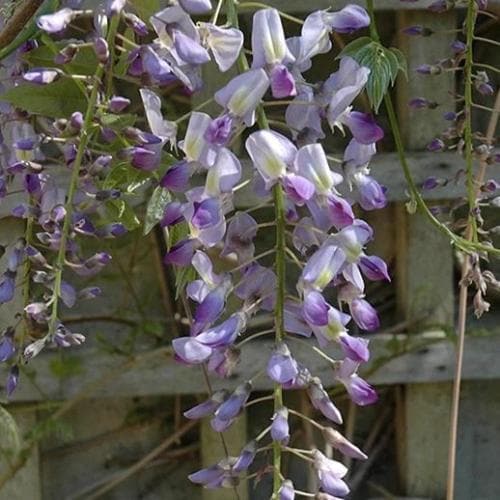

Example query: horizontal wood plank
[2,332,500,401]
[257,0,500,12]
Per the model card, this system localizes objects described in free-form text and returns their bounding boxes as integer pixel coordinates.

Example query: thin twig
[84,420,198,499]
[0,0,43,50]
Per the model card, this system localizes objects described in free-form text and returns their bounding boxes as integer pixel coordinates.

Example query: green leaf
[129,0,160,22]
[389,47,408,80]
[338,39,408,112]
[23,44,99,76]
[338,37,372,58]
[144,186,171,235]
[100,113,136,130]
[0,405,21,459]
[0,79,86,118]
[105,199,141,230]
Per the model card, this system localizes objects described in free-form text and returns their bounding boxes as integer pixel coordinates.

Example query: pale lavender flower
[278,480,295,500]
[267,343,299,385]
[37,8,76,33]
[313,449,350,497]
[160,162,190,192]
[221,213,258,263]
[322,427,368,460]
[6,365,19,396]
[307,377,343,424]
[323,4,370,34]
[178,0,212,14]
[0,328,15,362]
[215,69,270,126]
[24,68,60,85]
[184,390,228,419]
[271,407,290,444]
[199,23,244,72]
[108,96,131,113]
[335,358,378,406]
[233,440,257,473]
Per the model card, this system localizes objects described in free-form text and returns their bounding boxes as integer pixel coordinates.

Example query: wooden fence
[1,1,500,499]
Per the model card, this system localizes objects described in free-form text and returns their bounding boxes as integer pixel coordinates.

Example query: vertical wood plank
[395,9,456,499]
[201,413,248,500]
[0,407,41,500]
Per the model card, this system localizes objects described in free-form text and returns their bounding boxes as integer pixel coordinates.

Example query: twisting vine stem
[366,0,500,258]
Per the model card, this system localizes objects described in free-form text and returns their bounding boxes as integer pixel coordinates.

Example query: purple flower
[215,69,270,126]
[195,313,246,348]
[191,198,222,230]
[234,263,277,311]
[251,9,294,70]
[408,97,437,109]
[299,242,346,291]
[213,382,252,425]
[353,174,387,211]
[204,115,233,146]
[94,37,109,64]
[350,298,380,331]
[121,146,159,171]
[23,68,60,85]
[339,334,370,363]
[184,390,228,419]
[325,57,370,126]
[282,174,315,205]
[313,449,350,497]
[172,336,213,364]
[0,328,15,362]
[37,8,76,33]
[108,96,131,113]
[271,407,290,444]
[427,138,445,152]
[179,0,212,14]
[199,23,244,72]
[307,378,342,424]
[160,162,190,192]
[0,276,15,304]
[324,4,370,34]
[207,346,240,378]
[246,129,296,188]
[124,13,148,36]
[267,343,299,385]
[6,365,19,396]
[188,464,226,488]
[106,0,126,16]
[221,213,257,263]
[359,255,390,281]
[336,358,378,406]
[233,440,257,473]
[343,111,384,144]
[415,64,441,75]
[270,65,297,99]
[278,480,295,500]
[451,40,466,54]
[402,25,433,36]
[323,427,367,460]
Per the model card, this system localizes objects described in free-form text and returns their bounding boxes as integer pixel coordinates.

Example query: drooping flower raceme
[0,2,390,499]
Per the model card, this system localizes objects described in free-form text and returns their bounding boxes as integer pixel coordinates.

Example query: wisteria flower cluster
[0,0,391,497]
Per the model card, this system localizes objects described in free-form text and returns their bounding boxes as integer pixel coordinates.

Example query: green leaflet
[0,78,86,118]
[339,38,408,113]
[23,43,99,76]
[144,186,171,235]
[0,405,21,460]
